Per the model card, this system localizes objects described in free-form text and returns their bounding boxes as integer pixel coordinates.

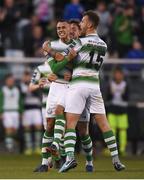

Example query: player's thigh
[117,114,129,129]
[89,89,106,114]
[2,112,14,129]
[108,113,117,129]
[22,110,32,127]
[46,93,57,118]
[94,113,111,132]
[57,84,69,110]
[65,86,87,114]
[66,112,80,129]
[46,84,67,118]
[32,109,42,126]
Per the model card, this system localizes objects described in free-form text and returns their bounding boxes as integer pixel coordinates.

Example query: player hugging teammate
[30,10,125,173]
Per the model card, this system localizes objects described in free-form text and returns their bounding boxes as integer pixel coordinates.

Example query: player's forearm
[48,57,69,73]
[28,83,39,92]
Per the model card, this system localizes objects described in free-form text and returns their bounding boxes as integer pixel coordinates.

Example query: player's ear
[87,21,92,29]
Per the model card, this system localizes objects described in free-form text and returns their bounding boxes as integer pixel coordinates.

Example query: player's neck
[86,29,97,36]
[60,37,70,44]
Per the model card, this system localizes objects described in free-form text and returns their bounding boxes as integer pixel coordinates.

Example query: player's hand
[64,72,72,81]
[48,73,58,82]
[67,48,77,61]
[55,52,65,61]
[39,78,47,88]
[42,41,51,53]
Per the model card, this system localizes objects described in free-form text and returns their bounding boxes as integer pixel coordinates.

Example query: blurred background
[0,0,144,157]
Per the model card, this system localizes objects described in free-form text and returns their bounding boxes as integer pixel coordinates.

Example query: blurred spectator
[63,0,84,20]
[126,40,144,59]
[32,25,44,57]
[107,67,129,156]
[108,0,125,15]
[113,5,134,58]
[23,15,44,57]
[96,1,111,43]
[33,0,54,26]
[125,40,144,71]
[22,14,40,57]
[0,0,21,51]
[20,71,42,155]
[136,7,144,45]
[0,74,22,152]
[45,19,57,40]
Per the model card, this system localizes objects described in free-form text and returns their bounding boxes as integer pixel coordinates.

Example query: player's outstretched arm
[48,49,77,74]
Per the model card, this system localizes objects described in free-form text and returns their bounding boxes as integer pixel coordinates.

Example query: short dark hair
[57,19,69,24]
[4,73,13,81]
[113,66,124,74]
[69,19,81,30]
[83,10,99,28]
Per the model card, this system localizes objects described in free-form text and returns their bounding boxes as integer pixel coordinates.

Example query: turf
[0,154,144,179]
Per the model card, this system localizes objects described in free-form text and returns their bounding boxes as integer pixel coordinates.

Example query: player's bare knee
[55,105,64,115]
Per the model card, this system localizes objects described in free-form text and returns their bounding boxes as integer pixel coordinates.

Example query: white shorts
[46,82,69,118]
[42,108,47,130]
[3,111,19,129]
[65,82,106,115]
[22,109,42,126]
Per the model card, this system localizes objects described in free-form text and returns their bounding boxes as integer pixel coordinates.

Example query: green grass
[0,154,144,179]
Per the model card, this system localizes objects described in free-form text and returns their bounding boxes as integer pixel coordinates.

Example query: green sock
[81,135,93,166]
[64,129,76,161]
[53,114,66,149]
[119,129,127,154]
[103,130,118,157]
[41,131,53,165]
[59,138,66,157]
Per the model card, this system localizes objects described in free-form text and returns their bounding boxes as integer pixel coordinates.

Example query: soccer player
[32,20,76,172]
[0,74,22,152]
[43,20,94,172]
[107,67,129,156]
[29,61,57,172]
[45,10,125,172]
[20,71,43,155]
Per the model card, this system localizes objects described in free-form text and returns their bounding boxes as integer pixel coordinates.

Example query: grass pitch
[0,154,144,179]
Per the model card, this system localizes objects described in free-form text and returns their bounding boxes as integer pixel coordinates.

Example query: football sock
[59,137,66,157]
[64,129,76,161]
[53,114,66,149]
[41,131,53,165]
[81,135,93,166]
[103,130,119,163]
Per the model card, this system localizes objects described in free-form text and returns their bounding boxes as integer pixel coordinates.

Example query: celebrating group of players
[29,10,125,173]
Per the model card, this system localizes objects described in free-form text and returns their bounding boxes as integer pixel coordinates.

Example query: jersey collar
[86,33,98,37]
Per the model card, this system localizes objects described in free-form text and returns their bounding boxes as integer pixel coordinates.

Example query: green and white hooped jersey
[31,62,52,107]
[0,86,21,112]
[71,33,107,83]
[47,39,72,83]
